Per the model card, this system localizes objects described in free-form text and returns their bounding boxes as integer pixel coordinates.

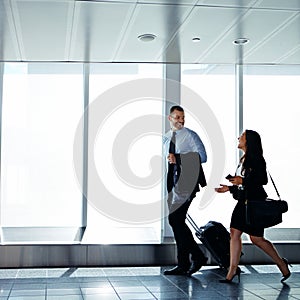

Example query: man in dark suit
[163,105,208,276]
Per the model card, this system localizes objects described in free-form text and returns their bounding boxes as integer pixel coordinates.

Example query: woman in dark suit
[215,130,291,283]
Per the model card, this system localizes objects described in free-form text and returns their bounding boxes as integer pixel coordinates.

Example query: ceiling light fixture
[233,38,249,45]
[138,33,156,42]
[192,37,201,42]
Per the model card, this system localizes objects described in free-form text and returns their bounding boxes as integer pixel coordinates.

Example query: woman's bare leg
[250,235,289,276]
[226,228,243,279]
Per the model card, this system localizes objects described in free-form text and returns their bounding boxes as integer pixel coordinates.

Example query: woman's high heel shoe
[219,267,241,283]
[281,257,292,283]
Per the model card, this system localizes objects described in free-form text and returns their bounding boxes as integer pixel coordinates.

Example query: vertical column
[162,64,181,239]
[236,64,243,129]
[163,63,181,122]
[0,63,3,232]
[81,63,89,229]
[235,46,244,163]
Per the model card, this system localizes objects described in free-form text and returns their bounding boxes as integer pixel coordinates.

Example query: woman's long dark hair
[242,130,264,173]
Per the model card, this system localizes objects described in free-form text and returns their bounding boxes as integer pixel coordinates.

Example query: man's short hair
[170,105,184,114]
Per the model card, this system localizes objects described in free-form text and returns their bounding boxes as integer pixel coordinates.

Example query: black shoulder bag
[245,172,288,228]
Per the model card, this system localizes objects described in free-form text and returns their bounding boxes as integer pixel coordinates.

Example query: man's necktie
[167,131,176,192]
[169,131,176,154]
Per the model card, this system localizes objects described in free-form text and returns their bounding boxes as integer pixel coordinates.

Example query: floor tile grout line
[106,274,124,300]
[1,266,299,300]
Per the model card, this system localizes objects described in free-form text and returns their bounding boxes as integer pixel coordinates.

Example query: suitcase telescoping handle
[186,214,202,233]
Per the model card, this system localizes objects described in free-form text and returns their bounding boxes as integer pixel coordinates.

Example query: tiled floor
[0,264,299,300]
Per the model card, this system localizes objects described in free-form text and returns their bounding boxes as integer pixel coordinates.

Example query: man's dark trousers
[168,195,206,271]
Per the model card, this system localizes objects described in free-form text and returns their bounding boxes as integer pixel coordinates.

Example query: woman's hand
[215,184,229,193]
[228,176,243,185]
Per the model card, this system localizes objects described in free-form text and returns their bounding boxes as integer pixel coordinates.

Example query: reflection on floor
[0,264,299,299]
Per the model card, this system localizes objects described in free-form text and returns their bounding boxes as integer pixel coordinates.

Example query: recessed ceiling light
[233,38,249,45]
[138,34,156,42]
[192,37,201,42]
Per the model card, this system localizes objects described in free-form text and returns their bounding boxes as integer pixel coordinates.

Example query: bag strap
[268,171,281,200]
[235,161,281,200]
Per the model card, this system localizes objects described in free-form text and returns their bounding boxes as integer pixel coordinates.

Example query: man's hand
[167,153,176,164]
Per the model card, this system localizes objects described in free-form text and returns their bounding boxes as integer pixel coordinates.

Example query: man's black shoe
[163,266,188,275]
[187,257,208,277]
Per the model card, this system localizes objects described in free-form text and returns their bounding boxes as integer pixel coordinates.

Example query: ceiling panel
[0,1,21,60]
[114,3,193,62]
[70,1,136,61]
[280,47,300,64]
[12,0,73,61]
[162,6,247,63]
[197,8,299,64]
[93,0,137,2]
[253,0,300,10]
[245,13,300,63]
[138,0,198,4]
[0,0,299,64]
[199,0,258,8]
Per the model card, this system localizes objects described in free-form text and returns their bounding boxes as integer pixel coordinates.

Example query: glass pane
[1,63,84,243]
[181,65,236,228]
[244,65,300,230]
[82,63,164,244]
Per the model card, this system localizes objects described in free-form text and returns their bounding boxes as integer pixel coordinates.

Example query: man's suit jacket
[167,152,206,199]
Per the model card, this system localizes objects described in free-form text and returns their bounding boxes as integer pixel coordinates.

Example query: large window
[181,65,236,228]
[1,62,298,245]
[244,65,300,230]
[82,64,164,243]
[1,63,83,243]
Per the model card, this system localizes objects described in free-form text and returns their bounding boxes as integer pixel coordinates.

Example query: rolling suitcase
[187,214,230,269]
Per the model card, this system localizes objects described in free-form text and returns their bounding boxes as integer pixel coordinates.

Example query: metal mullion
[81,63,90,230]
[0,63,3,233]
[235,58,244,163]
[162,63,181,241]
